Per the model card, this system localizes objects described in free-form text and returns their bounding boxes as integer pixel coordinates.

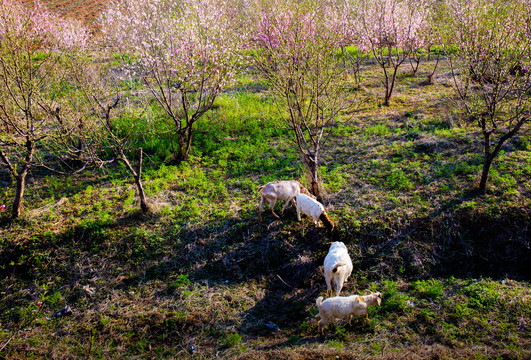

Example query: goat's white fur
[315,292,382,334]
[295,194,334,230]
[323,241,353,297]
[258,180,312,221]
[295,193,323,224]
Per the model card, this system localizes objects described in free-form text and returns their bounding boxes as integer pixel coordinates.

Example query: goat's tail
[332,262,347,273]
[316,296,324,309]
[257,185,266,193]
[319,212,335,231]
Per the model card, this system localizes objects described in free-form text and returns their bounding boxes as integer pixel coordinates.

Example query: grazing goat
[295,193,335,231]
[323,242,353,297]
[315,292,382,334]
[258,180,312,222]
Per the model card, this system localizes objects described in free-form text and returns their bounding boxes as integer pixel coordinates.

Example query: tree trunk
[135,148,149,213]
[135,176,149,213]
[409,56,420,76]
[304,153,321,200]
[176,125,193,163]
[11,138,35,219]
[426,51,440,85]
[478,156,493,194]
[120,148,150,213]
[382,67,391,107]
[478,131,492,194]
[12,173,28,219]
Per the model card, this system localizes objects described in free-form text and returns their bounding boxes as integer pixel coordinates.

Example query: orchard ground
[1,55,530,359]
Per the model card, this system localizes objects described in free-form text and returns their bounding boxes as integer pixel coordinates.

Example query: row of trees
[1,0,530,219]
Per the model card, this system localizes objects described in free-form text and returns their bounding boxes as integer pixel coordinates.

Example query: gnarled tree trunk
[1,138,35,219]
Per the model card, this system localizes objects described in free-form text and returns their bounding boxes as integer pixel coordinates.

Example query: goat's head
[319,212,335,231]
[373,292,382,306]
[364,291,382,306]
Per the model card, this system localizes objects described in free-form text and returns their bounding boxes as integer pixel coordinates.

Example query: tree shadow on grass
[127,208,342,337]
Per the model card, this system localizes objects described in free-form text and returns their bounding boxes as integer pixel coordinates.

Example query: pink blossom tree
[99,0,242,163]
[245,0,354,199]
[349,0,430,106]
[0,0,89,219]
[441,0,531,194]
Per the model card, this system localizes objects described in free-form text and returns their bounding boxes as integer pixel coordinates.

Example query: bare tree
[0,0,88,218]
[68,56,152,213]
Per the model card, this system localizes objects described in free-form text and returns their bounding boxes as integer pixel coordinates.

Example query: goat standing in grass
[258,180,312,222]
[323,241,353,297]
[315,292,382,334]
[295,193,335,231]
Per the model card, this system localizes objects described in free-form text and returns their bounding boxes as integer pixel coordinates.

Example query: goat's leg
[279,197,294,214]
[335,273,345,296]
[318,319,329,335]
[269,199,280,218]
[325,275,332,297]
[348,315,353,326]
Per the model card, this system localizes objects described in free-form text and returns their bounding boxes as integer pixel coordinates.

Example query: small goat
[295,193,335,231]
[323,242,353,297]
[315,292,382,334]
[258,180,312,222]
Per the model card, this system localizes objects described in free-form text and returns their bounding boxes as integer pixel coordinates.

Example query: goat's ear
[377,297,382,306]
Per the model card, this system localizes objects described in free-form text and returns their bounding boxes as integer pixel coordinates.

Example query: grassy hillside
[19,0,109,29]
[1,52,530,359]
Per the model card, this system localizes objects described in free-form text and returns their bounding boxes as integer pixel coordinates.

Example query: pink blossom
[99,0,242,89]
[0,204,5,211]
[38,302,43,307]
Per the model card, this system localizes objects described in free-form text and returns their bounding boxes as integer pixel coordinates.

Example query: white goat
[295,193,335,231]
[315,292,382,334]
[258,180,312,222]
[323,242,353,297]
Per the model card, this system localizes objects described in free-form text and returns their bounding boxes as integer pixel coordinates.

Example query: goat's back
[324,242,352,272]
[260,180,302,200]
[295,193,324,217]
[318,295,364,318]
